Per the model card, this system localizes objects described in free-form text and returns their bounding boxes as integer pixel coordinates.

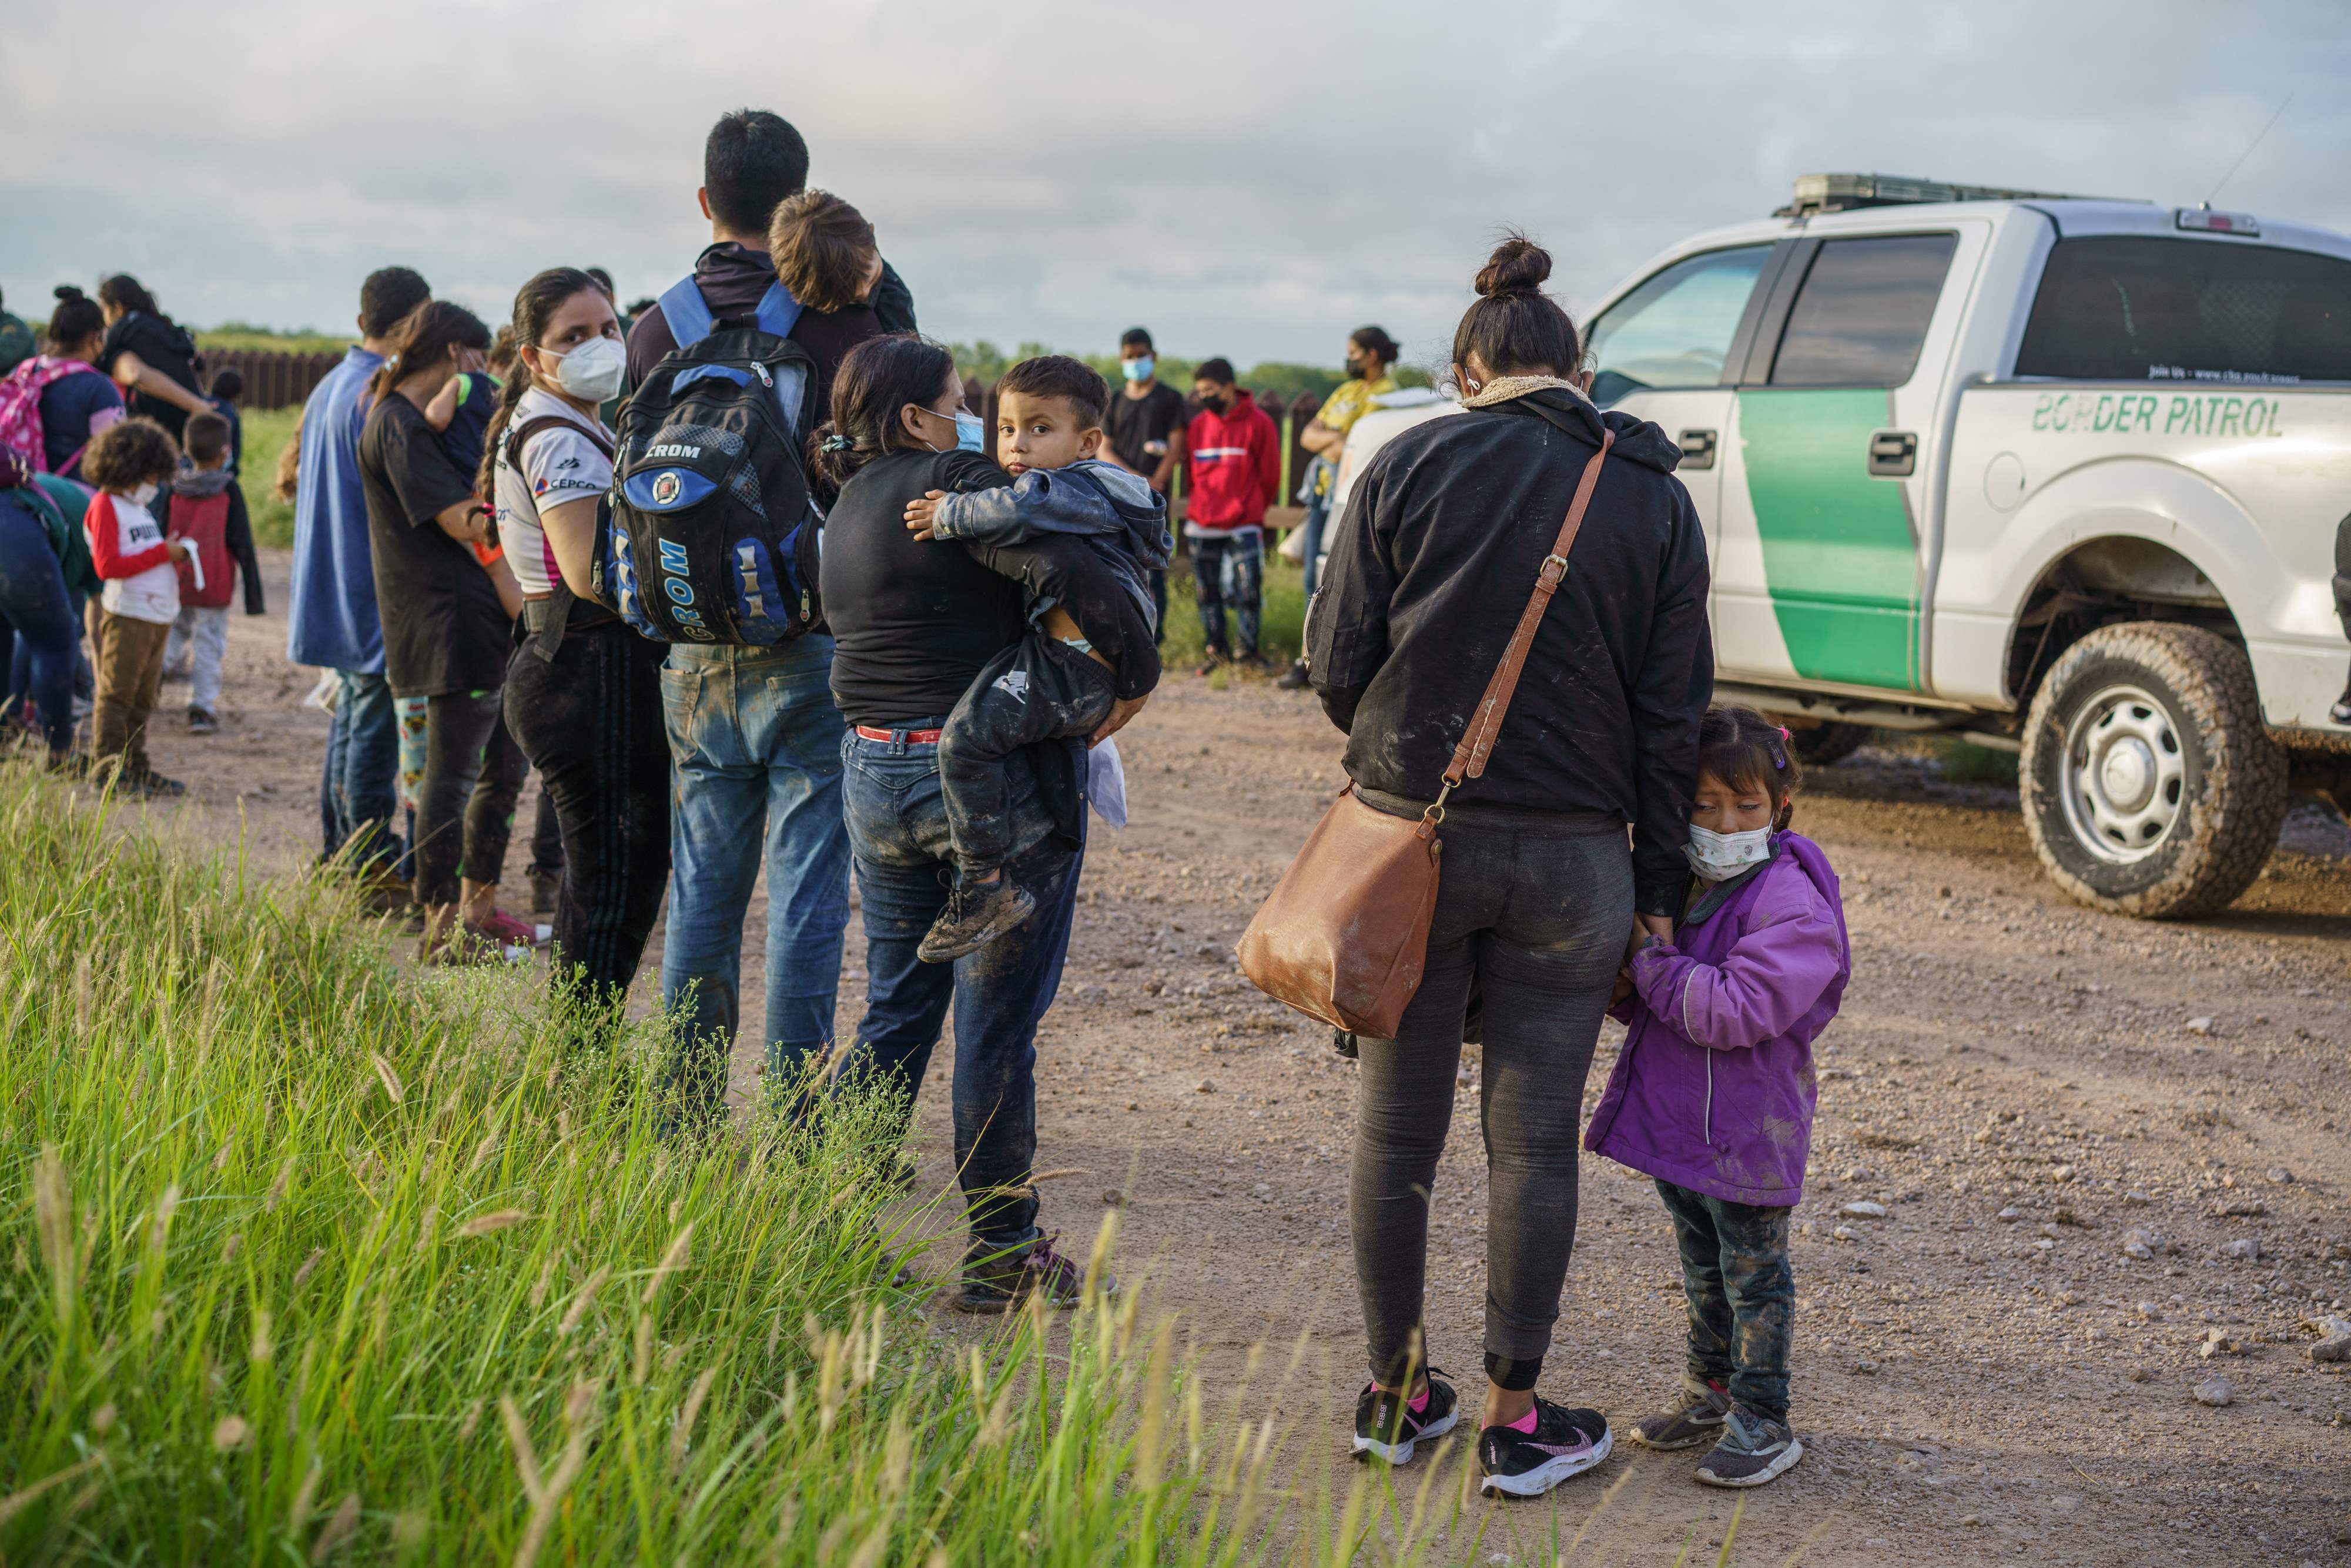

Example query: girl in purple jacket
[1585,706,1850,1489]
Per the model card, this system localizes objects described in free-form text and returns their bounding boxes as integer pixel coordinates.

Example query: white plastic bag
[1087,738,1128,828]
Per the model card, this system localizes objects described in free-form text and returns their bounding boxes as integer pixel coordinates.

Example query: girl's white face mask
[542,335,626,403]
[1685,823,1772,882]
[130,481,159,508]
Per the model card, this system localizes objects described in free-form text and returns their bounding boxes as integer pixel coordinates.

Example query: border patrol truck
[1332,175,2351,918]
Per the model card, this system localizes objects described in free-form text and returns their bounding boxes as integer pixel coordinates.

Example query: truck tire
[1789,721,1873,767]
[2020,623,2286,918]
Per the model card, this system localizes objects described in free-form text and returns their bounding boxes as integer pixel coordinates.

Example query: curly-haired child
[1585,705,1851,1488]
[81,416,191,793]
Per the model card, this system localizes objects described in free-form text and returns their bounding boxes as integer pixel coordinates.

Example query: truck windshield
[1586,245,1770,401]
[2015,236,2351,384]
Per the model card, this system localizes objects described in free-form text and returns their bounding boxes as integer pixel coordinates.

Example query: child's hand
[902,490,947,541]
[1609,970,1635,1009]
[165,538,190,561]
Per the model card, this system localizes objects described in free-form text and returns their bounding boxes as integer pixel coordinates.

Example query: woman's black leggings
[412,690,527,907]
[504,619,672,1004]
[1349,807,1632,1393]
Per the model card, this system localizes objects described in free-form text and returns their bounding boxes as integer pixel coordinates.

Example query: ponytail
[812,334,958,490]
[481,267,604,499]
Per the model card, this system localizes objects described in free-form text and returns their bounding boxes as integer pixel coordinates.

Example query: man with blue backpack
[621,108,916,1125]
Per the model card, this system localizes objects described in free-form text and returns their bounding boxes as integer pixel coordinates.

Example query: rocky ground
[133,551,2351,1565]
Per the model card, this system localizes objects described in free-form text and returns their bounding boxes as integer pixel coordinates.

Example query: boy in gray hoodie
[901,354,1170,959]
[162,410,264,732]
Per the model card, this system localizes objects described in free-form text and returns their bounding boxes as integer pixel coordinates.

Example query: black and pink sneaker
[1351,1369,1459,1465]
[1476,1395,1612,1497]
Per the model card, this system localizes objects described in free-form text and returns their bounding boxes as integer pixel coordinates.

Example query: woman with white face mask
[356,299,531,963]
[484,268,672,1014]
[1298,233,1714,1497]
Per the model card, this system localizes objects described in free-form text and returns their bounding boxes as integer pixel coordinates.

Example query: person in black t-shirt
[815,334,1157,1315]
[1100,327,1186,642]
[95,276,212,443]
[354,301,530,963]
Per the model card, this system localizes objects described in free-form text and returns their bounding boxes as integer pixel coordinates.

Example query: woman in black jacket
[1306,236,1713,1498]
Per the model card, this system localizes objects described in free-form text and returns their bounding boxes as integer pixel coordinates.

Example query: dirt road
[152,553,2351,1565]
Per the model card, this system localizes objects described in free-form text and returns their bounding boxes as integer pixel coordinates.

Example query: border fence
[223,349,1332,503]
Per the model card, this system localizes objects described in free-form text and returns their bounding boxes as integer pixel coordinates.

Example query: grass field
[0,765,1528,1566]
[238,406,299,548]
[197,326,355,356]
[1158,539,1312,682]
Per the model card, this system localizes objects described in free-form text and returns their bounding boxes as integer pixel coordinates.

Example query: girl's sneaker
[1476,1395,1612,1498]
[1352,1369,1459,1465]
[1627,1375,1732,1450]
[1693,1407,1803,1488]
[470,907,549,948]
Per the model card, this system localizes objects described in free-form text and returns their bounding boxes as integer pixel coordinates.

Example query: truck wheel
[1788,721,1872,767]
[2020,623,2286,917]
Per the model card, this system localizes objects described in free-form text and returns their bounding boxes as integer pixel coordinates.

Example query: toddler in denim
[900,355,1169,960]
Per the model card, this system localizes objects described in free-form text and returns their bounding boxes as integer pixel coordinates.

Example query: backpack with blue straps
[597,276,825,644]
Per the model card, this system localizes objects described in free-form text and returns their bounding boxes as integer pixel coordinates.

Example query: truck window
[2014,236,2351,384]
[1768,233,1958,387]
[1585,246,1771,400]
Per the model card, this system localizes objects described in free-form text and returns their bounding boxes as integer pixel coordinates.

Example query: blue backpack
[594,277,825,644]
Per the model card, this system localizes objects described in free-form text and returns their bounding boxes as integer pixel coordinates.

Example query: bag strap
[658,274,715,349]
[503,413,615,475]
[1432,428,1615,813]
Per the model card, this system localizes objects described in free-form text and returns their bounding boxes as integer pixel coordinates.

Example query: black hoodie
[1307,389,1713,917]
[623,242,916,411]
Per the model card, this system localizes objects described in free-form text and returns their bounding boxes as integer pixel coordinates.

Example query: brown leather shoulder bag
[1236,430,1615,1037]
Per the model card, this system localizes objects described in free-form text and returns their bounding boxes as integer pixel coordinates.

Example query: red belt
[855,725,942,744]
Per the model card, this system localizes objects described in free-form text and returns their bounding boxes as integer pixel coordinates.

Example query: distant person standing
[1181,358,1280,674]
[95,276,212,444]
[205,367,245,474]
[0,287,34,377]
[287,266,433,889]
[5,287,125,483]
[1101,327,1185,639]
[1278,326,1399,689]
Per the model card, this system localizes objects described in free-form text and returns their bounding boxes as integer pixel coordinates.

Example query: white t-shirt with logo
[490,386,613,597]
[93,492,182,625]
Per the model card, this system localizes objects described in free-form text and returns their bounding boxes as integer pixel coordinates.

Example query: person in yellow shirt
[1278,326,1400,689]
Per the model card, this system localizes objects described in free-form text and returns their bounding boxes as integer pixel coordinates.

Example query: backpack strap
[502,413,615,475]
[658,274,715,349]
[658,273,803,350]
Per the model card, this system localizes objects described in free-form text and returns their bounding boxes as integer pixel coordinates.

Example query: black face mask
[1345,357,1368,379]
[1198,392,1230,414]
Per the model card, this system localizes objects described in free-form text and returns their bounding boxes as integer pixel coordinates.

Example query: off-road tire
[2020,623,2286,918]
[1787,721,1872,768]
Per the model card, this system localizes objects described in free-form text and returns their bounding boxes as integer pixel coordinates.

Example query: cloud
[2,0,2345,367]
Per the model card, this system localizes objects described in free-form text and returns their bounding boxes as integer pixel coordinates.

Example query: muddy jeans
[938,634,1114,876]
[1349,805,1632,1392]
[91,607,171,777]
[1656,1180,1793,1423]
[1190,531,1262,658]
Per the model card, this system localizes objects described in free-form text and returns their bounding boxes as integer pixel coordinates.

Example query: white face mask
[542,335,625,403]
[129,482,159,508]
[1684,823,1773,883]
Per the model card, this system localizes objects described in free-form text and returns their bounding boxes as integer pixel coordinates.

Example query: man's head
[1192,358,1237,414]
[994,355,1110,477]
[701,109,810,243]
[357,267,431,344]
[1118,327,1156,384]
[585,267,617,300]
[185,410,232,471]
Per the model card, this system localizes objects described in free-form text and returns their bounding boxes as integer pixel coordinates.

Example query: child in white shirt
[81,417,189,794]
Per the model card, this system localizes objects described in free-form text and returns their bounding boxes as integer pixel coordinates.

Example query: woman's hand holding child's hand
[902,490,947,542]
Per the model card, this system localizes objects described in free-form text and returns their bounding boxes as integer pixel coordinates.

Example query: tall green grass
[1160,546,1311,679]
[0,767,1548,1566]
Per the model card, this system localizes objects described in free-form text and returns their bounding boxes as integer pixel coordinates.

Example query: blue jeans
[658,639,851,1121]
[1297,492,1332,601]
[0,491,79,754]
[835,726,1082,1248]
[323,669,399,870]
[1657,1180,1794,1423]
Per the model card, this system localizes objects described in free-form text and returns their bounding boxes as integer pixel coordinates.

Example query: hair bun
[53,284,85,303]
[1474,234,1552,299]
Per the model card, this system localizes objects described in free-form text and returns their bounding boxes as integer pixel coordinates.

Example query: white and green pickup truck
[1334,174,2351,918]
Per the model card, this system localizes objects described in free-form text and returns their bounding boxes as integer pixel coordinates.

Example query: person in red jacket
[1182,358,1279,674]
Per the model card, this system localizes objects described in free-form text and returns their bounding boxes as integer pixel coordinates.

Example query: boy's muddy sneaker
[187,706,217,735]
[1275,658,1311,691]
[1476,1396,1612,1498]
[917,876,1036,963]
[1627,1375,1732,1450]
[952,1234,1107,1314]
[1693,1407,1803,1489]
[130,769,187,799]
[1351,1369,1459,1465]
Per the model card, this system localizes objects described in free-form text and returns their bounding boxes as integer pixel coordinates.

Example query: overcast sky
[4,0,2345,370]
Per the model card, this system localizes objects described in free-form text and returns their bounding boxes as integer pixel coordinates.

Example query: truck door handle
[1868,430,1917,477]
[1677,428,1717,470]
